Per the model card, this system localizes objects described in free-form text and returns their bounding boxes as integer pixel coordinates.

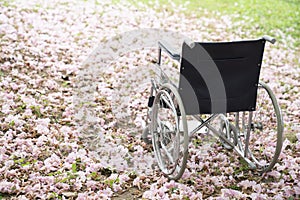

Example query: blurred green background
[127,0,300,48]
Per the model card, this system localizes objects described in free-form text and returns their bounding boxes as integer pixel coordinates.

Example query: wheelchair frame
[142,36,284,180]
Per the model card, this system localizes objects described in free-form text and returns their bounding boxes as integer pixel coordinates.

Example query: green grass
[128,0,300,47]
[2,0,299,47]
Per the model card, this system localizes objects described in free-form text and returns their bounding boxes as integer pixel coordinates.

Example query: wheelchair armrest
[158,40,180,61]
[263,35,276,44]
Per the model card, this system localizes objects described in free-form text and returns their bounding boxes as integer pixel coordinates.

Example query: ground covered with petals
[0,0,299,199]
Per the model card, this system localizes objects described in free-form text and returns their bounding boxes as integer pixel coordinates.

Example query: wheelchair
[142,36,284,180]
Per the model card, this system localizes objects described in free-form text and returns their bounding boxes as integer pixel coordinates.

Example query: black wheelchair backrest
[178,39,266,114]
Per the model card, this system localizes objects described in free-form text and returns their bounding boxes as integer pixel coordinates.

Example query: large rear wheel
[237,82,284,172]
[150,83,189,180]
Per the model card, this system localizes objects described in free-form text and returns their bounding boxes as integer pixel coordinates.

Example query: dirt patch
[112,187,144,200]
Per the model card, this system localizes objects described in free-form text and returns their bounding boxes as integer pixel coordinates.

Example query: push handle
[184,39,195,49]
[263,35,276,44]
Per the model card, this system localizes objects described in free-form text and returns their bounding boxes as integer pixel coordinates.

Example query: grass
[2,0,299,47]
[127,0,300,48]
